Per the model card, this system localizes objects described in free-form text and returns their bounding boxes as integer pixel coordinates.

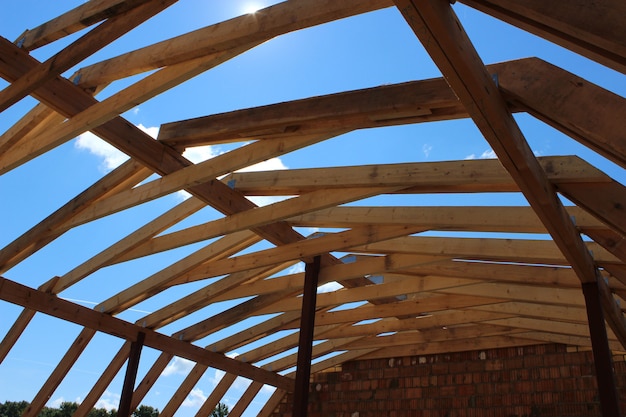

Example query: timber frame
[0,0,625,416]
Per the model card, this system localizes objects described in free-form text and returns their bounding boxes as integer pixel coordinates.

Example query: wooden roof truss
[1,0,625,415]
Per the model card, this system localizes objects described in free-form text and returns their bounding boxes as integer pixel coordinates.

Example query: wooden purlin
[0,0,177,113]
[458,0,626,74]
[392,0,626,346]
[0,275,294,391]
[15,0,152,51]
[0,0,625,415]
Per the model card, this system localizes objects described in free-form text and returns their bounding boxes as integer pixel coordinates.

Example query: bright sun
[242,2,262,14]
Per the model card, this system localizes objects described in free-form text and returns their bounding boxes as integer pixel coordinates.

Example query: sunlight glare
[242,2,262,14]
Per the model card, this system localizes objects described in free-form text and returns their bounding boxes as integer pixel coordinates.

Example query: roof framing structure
[0,0,625,416]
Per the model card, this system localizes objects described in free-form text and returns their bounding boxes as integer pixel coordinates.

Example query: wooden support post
[292,255,321,417]
[581,281,622,417]
[118,332,145,417]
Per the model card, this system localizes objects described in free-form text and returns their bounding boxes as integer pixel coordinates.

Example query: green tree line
[0,401,229,417]
[0,401,158,417]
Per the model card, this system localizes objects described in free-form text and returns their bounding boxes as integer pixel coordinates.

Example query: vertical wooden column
[292,256,321,417]
[581,280,621,417]
[118,332,146,417]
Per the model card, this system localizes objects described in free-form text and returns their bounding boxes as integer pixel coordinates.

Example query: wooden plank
[159,363,208,417]
[470,302,590,324]
[496,58,626,168]
[8,44,258,178]
[100,230,260,315]
[70,182,392,253]
[0,0,176,113]
[319,310,513,341]
[208,311,302,355]
[393,0,626,346]
[0,277,58,363]
[0,160,147,274]
[351,235,619,266]
[459,0,626,74]
[55,197,206,292]
[140,263,295,329]
[21,328,97,417]
[130,352,173,411]
[0,275,294,391]
[311,294,505,328]
[436,282,586,307]
[222,155,608,196]
[557,181,626,237]
[15,0,150,50]
[254,275,477,316]
[64,134,340,229]
[73,342,131,417]
[293,257,320,417]
[168,225,428,286]
[192,373,238,417]
[0,103,56,159]
[158,76,463,147]
[229,381,263,417]
[257,390,287,417]
[117,332,145,417]
[358,335,540,360]
[288,205,604,234]
[73,0,394,87]
[343,324,521,350]
[404,259,583,289]
[209,255,449,305]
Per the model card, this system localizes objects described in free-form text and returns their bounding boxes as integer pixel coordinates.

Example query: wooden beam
[496,58,626,169]
[117,332,145,417]
[100,230,260,315]
[358,335,540,359]
[0,277,58,363]
[229,381,263,417]
[130,352,173,411]
[73,343,131,417]
[0,275,294,391]
[21,328,97,417]
[0,160,147,274]
[458,0,626,74]
[288,205,604,234]
[15,0,151,50]
[351,235,619,266]
[158,76,464,148]
[159,363,208,417]
[55,197,206,292]
[293,256,321,417]
[73,0,394,87]
[581,280,622,416]
[192,373,238,417]
[393,0,626,346]
[63,134,339,229]
[0,0,176,113]
[139,263,294,329]
[221,155,608,195]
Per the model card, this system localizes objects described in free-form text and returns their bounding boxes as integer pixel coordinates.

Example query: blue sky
[1,1,625,416]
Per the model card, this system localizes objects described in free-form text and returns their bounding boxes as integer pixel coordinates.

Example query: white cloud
[48,397,65,408]
[182,388,207,408]
[177,149,289,204]
[95,391,120,411]
[465,148,497,160]
[422,144,433,158]
[182,145,221,164]
[75,124,158,172]
[162,356,195,376]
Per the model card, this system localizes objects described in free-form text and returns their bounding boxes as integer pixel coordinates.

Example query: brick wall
[271,344,626,417]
